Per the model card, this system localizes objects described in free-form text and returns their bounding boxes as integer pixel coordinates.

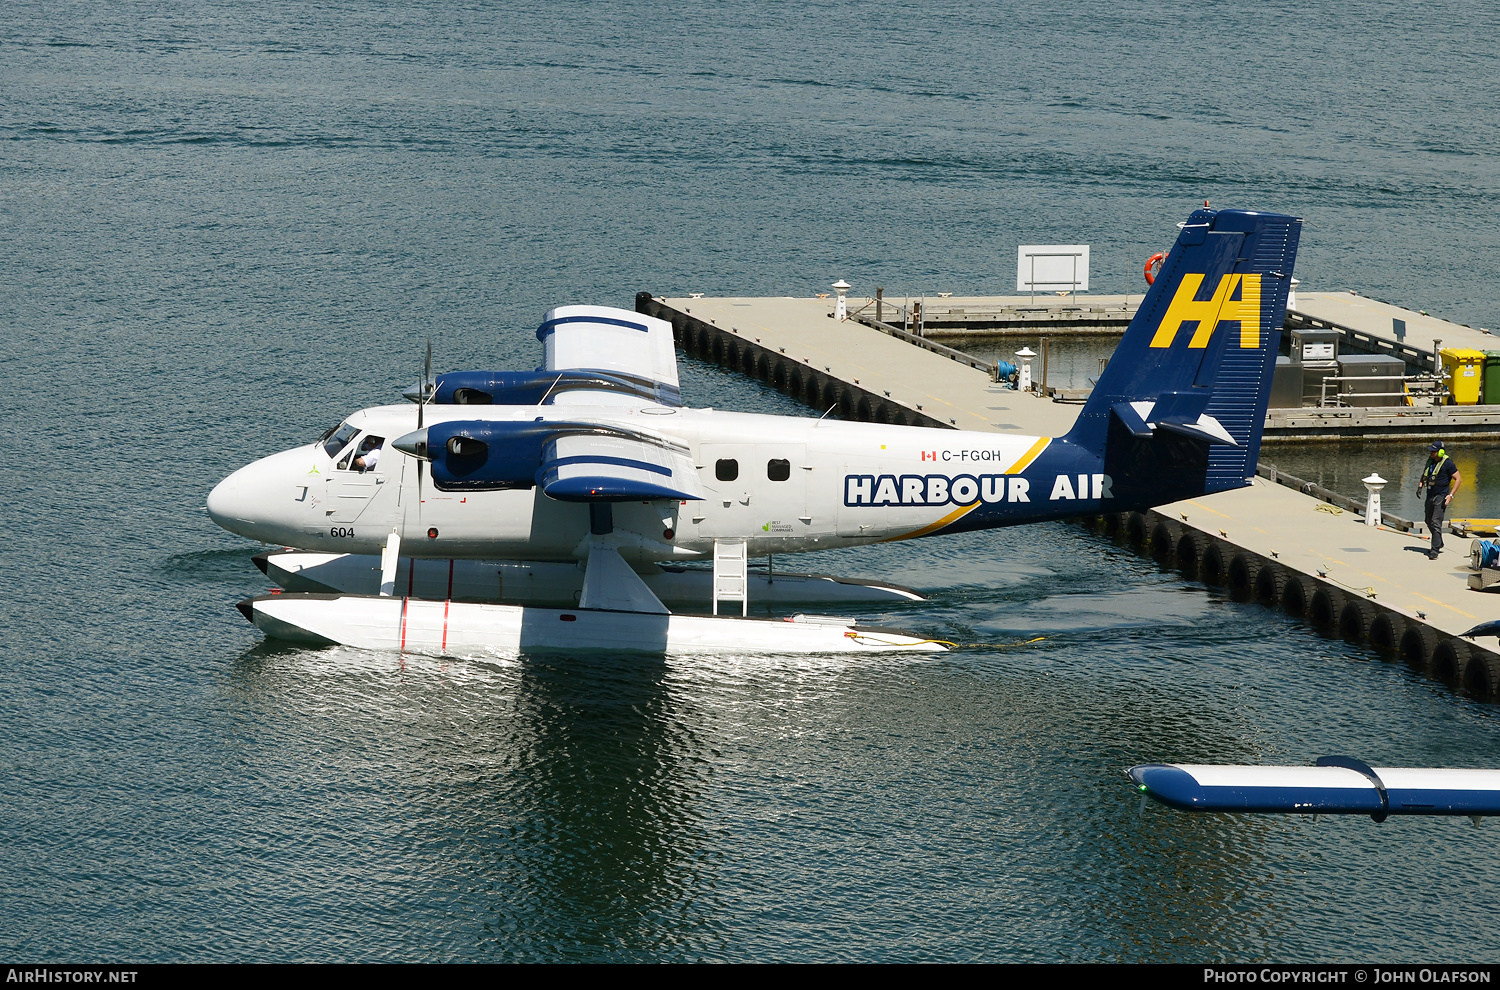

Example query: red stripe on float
[442,559,455,652]
[400,597,409,652]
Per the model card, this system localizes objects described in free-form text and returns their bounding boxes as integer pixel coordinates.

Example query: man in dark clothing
[1417,440,1461,559]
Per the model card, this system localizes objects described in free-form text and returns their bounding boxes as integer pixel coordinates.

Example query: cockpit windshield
[321,422,360,458]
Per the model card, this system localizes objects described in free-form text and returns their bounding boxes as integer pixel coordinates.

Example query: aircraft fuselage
[207,402,1111,562]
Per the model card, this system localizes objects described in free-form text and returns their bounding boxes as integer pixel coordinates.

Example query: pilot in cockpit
[352,436,384,473]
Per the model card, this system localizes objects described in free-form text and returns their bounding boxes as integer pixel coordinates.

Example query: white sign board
[1017,244,1089,293]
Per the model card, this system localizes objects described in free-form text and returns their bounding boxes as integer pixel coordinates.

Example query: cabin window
[767,459,791,482]
[715,458,739,482]
[322,422,360,459]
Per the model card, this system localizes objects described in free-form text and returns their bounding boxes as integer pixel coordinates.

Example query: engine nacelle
[406,370,681,407]
[394,419,704,503]
[410,420,551,491]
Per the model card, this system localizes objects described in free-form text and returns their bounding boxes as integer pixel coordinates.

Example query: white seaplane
[209,206,1302,656]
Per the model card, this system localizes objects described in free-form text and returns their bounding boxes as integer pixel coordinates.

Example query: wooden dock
[637,290,1500,701]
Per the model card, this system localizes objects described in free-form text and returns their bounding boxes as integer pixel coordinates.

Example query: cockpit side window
[352,436,385,473]
[322,422,360,459]
[335,434,387,472]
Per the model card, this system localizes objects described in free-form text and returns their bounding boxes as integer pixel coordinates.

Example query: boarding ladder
[712,539,748,616]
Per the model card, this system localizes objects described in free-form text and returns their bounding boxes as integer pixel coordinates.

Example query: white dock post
[379,530,402,596]
[1015,347,1037,393]
[832,279,850,322]
[1362,474,1387,528]
[712,539,748,616]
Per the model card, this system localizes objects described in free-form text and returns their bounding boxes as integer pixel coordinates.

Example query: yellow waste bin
[1441,347,1486,405]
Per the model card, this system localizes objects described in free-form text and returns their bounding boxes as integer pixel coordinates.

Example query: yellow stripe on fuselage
[882,500,983,543]
[885,436,1051,542]
[1005,437,1051,475]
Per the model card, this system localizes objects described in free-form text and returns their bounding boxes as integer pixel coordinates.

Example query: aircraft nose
[206,470,255,530]
[207,448,310,539]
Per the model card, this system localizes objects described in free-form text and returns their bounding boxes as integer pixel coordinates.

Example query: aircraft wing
[538,305,680,407]
[1129,759,1500,820]
[538,432,706,502]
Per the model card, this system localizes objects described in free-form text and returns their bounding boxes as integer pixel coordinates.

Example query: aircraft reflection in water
[210,206,1302,655]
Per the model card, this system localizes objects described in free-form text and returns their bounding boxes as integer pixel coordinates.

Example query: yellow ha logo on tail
[1149,273,1262,349]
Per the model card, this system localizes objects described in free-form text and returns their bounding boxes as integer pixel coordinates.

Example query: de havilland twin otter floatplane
[208,206,1302,656]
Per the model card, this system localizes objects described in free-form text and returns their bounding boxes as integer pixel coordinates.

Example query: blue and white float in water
[1128,757,1500,822]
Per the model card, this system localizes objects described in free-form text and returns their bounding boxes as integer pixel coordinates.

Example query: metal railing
[1314,374,1449,408]
[849,296,1136,334]
[849,312,1001,377]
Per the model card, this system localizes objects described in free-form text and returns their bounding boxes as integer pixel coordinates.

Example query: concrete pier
[638,290,1500,701]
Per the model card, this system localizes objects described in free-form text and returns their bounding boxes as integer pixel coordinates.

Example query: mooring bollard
[833,279,850,322]
[1363,473,1387,528]
[1015,347,1037,393]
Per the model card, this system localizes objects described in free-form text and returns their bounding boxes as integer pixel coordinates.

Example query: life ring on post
[1143,252,1167,285]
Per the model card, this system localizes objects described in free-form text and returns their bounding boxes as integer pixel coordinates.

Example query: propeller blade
[418,340,432,430]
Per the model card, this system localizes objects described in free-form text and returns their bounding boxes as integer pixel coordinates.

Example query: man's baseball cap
[1429,440,1445,451]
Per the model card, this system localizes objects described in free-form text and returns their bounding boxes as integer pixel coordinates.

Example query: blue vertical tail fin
[1064,208,1302,506]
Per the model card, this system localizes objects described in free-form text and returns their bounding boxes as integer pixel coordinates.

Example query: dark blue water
[4,0,1500,962]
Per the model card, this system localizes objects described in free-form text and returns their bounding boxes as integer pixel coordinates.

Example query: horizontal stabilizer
[1112,399,1238,445]
[1129,758,1500,821]
[1111,402,1153,438]
[539,432,706,502]
[1156,414,1237,446]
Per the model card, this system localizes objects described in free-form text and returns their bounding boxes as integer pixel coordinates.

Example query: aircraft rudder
[1065,208,1301,467]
